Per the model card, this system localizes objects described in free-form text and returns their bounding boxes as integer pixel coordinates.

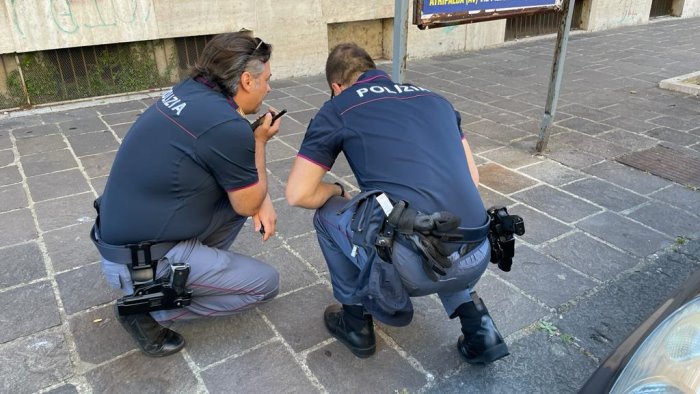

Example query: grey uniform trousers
[101,200,279,323]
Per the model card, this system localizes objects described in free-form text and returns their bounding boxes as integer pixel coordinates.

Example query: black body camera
[487,206,525,272]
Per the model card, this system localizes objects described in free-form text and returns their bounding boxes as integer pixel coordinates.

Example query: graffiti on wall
[8,0,153,37]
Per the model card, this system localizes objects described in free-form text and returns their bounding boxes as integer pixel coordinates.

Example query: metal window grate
[506,11,561,41]
[649,0,674,17]
[0,35,217,110]
[174,35,214,77]
[505,2,583,41]
[1,41,175,109]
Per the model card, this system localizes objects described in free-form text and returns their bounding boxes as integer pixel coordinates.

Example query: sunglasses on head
[252,37,267,54]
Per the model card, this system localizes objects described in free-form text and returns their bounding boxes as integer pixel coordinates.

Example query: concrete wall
[680,0,700,16]
[2,0,160,52]
[582,0,700,30]
[585,0,653,31]
[0,1,14,54]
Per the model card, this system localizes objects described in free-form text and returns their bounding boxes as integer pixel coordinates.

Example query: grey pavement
[2,17,700,394]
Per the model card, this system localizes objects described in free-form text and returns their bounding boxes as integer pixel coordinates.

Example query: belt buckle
[128,241,154,267]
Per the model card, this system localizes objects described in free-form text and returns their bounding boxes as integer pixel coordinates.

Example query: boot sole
[458,338,510,364]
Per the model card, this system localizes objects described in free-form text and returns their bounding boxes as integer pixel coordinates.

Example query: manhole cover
[617,145,700,188]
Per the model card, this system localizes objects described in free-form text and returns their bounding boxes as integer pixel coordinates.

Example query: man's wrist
[334,182,345,197]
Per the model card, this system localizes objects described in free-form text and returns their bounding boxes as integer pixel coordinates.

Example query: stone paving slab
[55,263,121,315]
[0,133,13,150]
[650,184,700,212]
[307,336,428,394]
[627,201,700,238]
[512,185,602,223]
[0,16,699,394]
[471,273,549,339]
[68,304,135,365]
[598,128,660,151]
[15,134,66,155]
[202,341,319,394]
[257,247,317,294]
[172,310,276,368]
[425,331,598,394]
[552,131,631,159]
[21,149,77,178]
[493,246,597,308]
[576,211,674,257]
[0,281,61,343]
[27,169,91,202]
[286,232,327,273]
[0,183,27,213]
[34,192,96,233]
[518,160,586,186]
[85,351,199,393]
[557,240,700,360]
[79,151,115,179]
[378,295,465,377]
[479,163,538,194]
[0,328,73,394]
[0,165,21,185]
[0,150,13,166]
[540,232,638,281]
[547,146,605,170]
[583,160,673,195]
[0,209,37,245]
[562,177,649,212]
[0,242,45,287]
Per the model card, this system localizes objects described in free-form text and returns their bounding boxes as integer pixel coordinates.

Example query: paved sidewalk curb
[660,71,700,96]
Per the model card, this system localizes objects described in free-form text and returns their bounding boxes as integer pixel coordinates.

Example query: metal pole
[392,0,409,83]
[536,0,575,153]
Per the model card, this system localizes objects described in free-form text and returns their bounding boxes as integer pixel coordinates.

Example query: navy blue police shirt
[99,78,258,245]
[299,69,487,228]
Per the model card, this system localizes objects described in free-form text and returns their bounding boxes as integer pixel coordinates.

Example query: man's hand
[253,108,282,143]
[252,194,277,241]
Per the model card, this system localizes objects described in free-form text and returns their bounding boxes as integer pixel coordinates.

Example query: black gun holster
[486,206,525,272]
[340,191,490,282]
[90,198,192,316]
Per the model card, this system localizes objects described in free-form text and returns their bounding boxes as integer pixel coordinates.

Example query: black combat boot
[454,293,509,364]
[115,305,185,357]
[324,304,376,358]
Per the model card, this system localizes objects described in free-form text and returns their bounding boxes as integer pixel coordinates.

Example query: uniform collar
[194,76,240,112]
[353,69,392,86]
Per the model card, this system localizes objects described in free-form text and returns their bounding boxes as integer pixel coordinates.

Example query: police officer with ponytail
[93,32,282,357]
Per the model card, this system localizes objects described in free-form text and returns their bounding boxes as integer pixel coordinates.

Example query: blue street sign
[422,0,557,14]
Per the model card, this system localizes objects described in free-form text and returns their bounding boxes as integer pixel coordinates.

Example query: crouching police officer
[91,32,281,357]
[286,43,511,363]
